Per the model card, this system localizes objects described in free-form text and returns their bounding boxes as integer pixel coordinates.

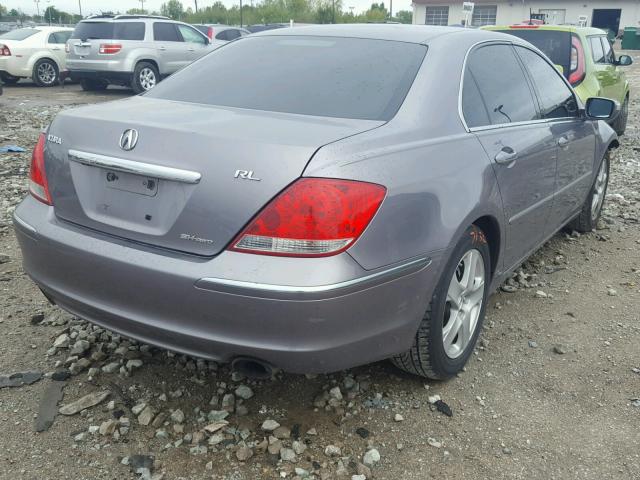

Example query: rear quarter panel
[304,32,505,273]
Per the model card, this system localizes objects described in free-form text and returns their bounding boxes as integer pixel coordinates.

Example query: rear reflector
[99,43,122,54]
[29,133,53,205]
[230,178,386,257]
[0,44,10,56]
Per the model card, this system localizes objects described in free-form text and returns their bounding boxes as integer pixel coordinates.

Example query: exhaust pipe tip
[231,357,273,380]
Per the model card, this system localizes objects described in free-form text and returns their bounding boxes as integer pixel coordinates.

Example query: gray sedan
[14,25,618,379]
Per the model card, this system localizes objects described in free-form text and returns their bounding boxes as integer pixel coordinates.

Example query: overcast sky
[3,0,414,16]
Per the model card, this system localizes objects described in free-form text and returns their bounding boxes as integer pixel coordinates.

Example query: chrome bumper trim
[68,149,202,184]
[196,256,431,299]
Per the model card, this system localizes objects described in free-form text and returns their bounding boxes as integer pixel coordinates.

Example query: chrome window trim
[196,256,431,298]
[458,40,583,133]
[68,149,202,184]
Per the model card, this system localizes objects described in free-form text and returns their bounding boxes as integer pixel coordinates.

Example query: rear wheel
[612,95,629,136]
[570,152,610,232]
[132,62,159,94]
[32,59,59,87]
[392,225,490,379]
[80,78,108,92]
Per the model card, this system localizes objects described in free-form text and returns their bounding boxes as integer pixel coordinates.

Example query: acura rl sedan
[14,25,619,379]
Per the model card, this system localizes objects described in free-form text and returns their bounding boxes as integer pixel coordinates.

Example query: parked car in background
[0,26,73,87]
[15,25,619,380]
[483,25,632,135]
[192,24,250,48]
[66,15,213,94]
[246,23,287,33]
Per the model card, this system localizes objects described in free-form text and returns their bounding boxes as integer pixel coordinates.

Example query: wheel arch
[472,215,500,279]
[135,58,160,73]
[31,55,60,73]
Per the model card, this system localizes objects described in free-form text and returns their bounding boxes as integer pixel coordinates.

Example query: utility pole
[140,0,146,13]
[240,0,243,27]
[332,0,335,23]
[34,0,41,21]
[389,0,393,19]
[78,0,82,17]
[194,0,198,13]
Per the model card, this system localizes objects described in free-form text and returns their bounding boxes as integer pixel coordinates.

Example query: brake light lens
[29,133,53,205]
[230,178,386,257]
[207,27,215,39]
[99,43,122,54]
[569,34,586,86]
[0,44,10,56]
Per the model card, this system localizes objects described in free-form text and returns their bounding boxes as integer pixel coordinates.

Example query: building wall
[413,1,640,30]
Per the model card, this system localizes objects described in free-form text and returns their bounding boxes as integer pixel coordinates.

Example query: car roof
[485,25,607,36]
[11,26,72,31]
[254,24,505,44]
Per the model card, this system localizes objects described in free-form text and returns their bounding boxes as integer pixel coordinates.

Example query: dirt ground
[1,58,639,480]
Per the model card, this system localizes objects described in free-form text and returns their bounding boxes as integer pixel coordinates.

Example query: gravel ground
[1,59,639,480]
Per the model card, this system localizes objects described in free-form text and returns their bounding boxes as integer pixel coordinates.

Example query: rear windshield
[72,21,145,41]
[146,36,427,121]
[496,29,572,78]
[0,29,40,41]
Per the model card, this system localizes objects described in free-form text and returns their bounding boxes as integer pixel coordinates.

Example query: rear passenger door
[153,22,189,74]
[462,43,557,270]
[514,45,595,228]
[589,35,621,100]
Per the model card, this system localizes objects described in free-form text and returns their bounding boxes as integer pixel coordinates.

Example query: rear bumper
[14,196,441,373]
[68,69,132,85]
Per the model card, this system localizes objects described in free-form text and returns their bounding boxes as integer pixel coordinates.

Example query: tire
[80,79,108,92]
[132,62,159,94]
[32,58,59,87]
[1,74,20,85]
[392,225,491,379]
[570,152,610,233]
[612,95,629,136]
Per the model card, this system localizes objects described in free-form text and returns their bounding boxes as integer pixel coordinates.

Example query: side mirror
[585,97,619,121]
[616,54,633,66]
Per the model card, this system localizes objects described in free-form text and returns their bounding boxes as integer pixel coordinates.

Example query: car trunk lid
[45,96,383,256]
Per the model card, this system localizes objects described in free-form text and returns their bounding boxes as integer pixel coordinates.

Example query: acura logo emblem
[119,129,139,151]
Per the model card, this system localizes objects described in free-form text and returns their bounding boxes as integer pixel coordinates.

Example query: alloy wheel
[37,62,56,85]
[443,249,485,359]
[139,68,157,90]
[591,156,608,222]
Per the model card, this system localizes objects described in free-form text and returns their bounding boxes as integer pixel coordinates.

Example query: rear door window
[494,29,572,79]
[225,29,242,40]
[48,31,71,44]
[215,30,229,40]
[463,44,538,128]
[590,36,605,63]
[146,36,426,121]
[153,22,182,42]
[515,46,579,119]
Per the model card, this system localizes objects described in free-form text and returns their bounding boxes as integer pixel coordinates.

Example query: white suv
[0,26,73,87]
[66,15,213,93]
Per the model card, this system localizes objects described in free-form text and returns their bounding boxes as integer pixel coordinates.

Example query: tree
[394,9,412,23]
[161,0,185,20]
[127,8,147,14]
[0,3,7,16]
[9,8,20,17]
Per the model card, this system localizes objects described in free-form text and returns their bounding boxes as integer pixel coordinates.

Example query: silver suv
[66,15,213,93]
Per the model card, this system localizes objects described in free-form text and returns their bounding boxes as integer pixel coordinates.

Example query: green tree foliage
[394,10,412,24]
[161,0,185,20]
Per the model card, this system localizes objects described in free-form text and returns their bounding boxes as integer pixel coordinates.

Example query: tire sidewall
[33,59,58,87]
[588,153,610,227]
[427,226,491,377]
[133,62,159,94]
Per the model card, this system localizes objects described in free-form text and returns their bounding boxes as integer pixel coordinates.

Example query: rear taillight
[569,34,585,86]
[99,43,122,54]
[65,42,70,53]
[29,133,53,206]
[207,27,214,39]
[230,178,386,257]
[0,44,10,56]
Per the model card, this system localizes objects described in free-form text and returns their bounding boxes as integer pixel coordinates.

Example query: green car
[483,25,632,135]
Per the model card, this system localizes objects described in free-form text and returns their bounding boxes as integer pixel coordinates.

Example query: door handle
[494,146,517,166]
[557,136,570,147]
[52,47,61,51]
[159,46,167,51]
[188,48,195,52]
